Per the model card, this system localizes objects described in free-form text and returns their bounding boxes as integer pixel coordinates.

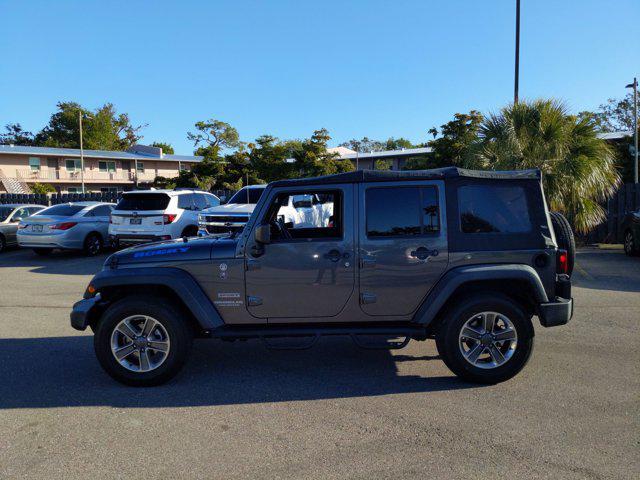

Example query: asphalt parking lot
[0,247,638,479]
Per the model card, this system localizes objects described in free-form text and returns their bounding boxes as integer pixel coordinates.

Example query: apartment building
[0,144,203,194]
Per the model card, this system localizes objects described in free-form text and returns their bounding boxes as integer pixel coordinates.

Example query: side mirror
[254,223,271,244]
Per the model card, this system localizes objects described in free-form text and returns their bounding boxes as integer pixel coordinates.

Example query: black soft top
[270,167,541,187]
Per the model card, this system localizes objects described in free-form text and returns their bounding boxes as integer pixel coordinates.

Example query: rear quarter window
[115,193,171,211]
[459,185,531,233]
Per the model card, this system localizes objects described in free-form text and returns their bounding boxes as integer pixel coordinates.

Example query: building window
[65,159,82,172]
[99,161,116,173]
[136,162,145,173]
[67,187,81,194]
[29,157,41,171]
[179,163,189,171]
[100,187,122,193]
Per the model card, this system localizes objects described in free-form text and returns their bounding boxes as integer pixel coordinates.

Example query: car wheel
[0,235,5,253]
[94,296,193,386]
[33,248,53,256]
[181,226,199,238]
[436,294,534,384]
[84,233,103,256]
[549,211,575,276]
[624,230,639,256]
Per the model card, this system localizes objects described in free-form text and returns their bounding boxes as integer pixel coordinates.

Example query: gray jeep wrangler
[71,167,574,386]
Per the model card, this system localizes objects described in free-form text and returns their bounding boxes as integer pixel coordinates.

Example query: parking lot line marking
[574,262,594,280]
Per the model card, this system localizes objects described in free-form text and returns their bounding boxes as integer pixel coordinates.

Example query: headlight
[198,215,204,223]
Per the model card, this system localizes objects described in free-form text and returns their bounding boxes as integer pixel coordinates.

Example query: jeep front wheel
[436,294,534,384]
[94,296,193,386]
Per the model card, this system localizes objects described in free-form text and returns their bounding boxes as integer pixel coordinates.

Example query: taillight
[109,215,113,224]
[163,214,177,224]
[557,249,568,274]
[50,222,77,230]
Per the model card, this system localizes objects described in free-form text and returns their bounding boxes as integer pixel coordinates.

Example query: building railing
[16,169,157,182]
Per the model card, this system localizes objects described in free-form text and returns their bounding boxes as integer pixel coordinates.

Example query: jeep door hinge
[247,296,263,307]
[360,292,377,304]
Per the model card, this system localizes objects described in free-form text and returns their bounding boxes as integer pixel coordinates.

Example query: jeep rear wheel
[94,296,193,386]
[436,294,534,384]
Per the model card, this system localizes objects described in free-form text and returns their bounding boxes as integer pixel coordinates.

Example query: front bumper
[70,296,101,331]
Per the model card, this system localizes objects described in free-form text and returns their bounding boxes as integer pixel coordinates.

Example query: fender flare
[413,264,549,325]
[88,267,224,329]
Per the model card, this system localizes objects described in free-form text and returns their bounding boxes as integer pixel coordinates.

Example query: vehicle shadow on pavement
[0,249,108,276]
[573,249,640,293]
[0,336,477,409]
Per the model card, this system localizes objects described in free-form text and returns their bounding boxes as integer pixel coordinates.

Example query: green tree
[427,111,484,168]
[339,137,384,152]
[384,137,414,150]
[588,93,637,132]
[475,99,620,233]
[187,119,241,156]
[0,123,36,145]
[294,129,354,177]
[150,142,175,154]
[34,102,144,150]
[31,183,56,194]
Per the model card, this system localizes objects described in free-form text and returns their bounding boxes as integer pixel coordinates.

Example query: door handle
[323,249,342,262]
[410,246,439,260]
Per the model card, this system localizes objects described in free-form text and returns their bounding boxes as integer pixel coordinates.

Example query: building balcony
[16,169,158,183]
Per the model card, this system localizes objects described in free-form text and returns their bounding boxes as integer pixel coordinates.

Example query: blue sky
[1,0,638,154]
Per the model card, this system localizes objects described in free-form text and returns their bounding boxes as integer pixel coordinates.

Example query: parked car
[109,189,220,247]
[72,167,574,387]
[198,185,266,235]
[0,204,46,253]
[622,208,640,256]
[18,202,114,256]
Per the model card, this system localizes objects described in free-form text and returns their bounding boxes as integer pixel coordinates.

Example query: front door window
[244,187,355,320]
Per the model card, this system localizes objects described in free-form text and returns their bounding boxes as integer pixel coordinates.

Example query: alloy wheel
[458,311,518,369]
[110,315,171,373]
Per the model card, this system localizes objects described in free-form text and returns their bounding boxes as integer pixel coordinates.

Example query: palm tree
[471,99,620,233]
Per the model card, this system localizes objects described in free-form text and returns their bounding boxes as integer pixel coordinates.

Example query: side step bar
[209,324,427,350]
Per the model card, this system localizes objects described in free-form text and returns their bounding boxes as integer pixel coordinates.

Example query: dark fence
[583,183,640,244]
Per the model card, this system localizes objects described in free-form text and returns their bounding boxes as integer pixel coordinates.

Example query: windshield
[227,188,264,205]
[115,193,171,211]
[0,207,14,222]
[36,204,85,217]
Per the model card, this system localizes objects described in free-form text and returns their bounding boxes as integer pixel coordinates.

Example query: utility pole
[514,0,521,104]
[79,110,85,194]
[626,77,638,183]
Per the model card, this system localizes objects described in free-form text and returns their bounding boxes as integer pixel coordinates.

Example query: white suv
[109,189,220,247]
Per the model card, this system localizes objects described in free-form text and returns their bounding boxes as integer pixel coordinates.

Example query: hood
[105,236,238,267]
[201,203,256,215]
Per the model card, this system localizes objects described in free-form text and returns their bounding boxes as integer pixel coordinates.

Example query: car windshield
[115,193,171,211]
[35,204,85,217]
[227,188,264,205]
[0,207,14,222]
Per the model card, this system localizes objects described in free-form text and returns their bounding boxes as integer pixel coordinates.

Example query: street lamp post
[514,0,521,104]
[626,77,638,184]
[79,110,85,194]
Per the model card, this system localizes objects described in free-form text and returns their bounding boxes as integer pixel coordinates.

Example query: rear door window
[366,186,440,237]
[459,185,531,233]
[115,193,171,211]
[177,194,195,210]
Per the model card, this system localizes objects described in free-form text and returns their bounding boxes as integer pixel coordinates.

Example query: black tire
[94,296,193,386]
[181,225,199,238]
[435,294,534,384]
[33,248,53,256]
[624,229,640,256]
[0,235,5,253]
[83,232,103,256]
[550,211,575,276]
